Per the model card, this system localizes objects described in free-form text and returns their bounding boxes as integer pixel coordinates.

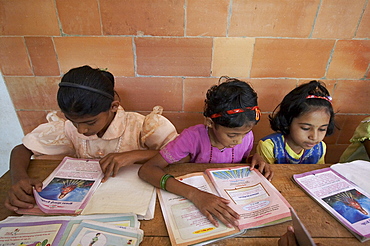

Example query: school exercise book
[158,165,292,246]
[293,160,370,242]
[17,157,156,218]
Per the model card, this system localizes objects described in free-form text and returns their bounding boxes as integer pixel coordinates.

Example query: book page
[206,166,291,230]
[81,164,155,217]
[293,168,370,240]
[331,160,370,194]
[158,172,241,246]
[33,157,104,214]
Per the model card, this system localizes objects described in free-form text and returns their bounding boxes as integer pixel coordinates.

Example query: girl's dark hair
[203,77,259,128]
[269,80,335,136]
[57,65,115,116]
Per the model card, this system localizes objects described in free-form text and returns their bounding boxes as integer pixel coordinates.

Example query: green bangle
[160,174,174,191]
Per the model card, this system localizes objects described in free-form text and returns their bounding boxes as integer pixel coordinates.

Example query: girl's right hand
[4,178,43,211]
[188,189,240,228]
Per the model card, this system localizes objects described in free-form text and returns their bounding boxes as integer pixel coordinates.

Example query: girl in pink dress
[139,77,272,228]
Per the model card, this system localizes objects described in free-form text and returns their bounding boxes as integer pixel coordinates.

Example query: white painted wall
[0,73,24,177]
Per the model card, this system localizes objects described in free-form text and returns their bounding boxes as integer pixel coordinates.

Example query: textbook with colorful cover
[158,166,292,246]
[29,156,103,214]
[0,213,143,246]
[292,160,370,242]
[17,157,156,219]
[0,219,69,245]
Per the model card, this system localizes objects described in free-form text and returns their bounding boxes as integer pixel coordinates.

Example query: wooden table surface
[0,160,369,246]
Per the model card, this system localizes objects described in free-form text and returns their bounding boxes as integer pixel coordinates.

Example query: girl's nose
[309,130,318,140]
[234,138,243,145]
[77,124,88,134]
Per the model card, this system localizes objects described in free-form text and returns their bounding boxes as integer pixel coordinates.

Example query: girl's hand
[99,152,137,182]
[188,189,240,228]
[4,178,43,211]
[250,153,274,181]
[278,226,298,246]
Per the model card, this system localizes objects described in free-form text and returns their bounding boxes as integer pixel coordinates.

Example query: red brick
[54,37,134,76]
[0,37,32,76]
[25,37,60,76]
[251,38,334,78]
[136,38,212,76]
[56,0,102,35]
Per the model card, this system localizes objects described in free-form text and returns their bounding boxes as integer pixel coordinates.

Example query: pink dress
[23,106,178,159]
[160,124,254,164]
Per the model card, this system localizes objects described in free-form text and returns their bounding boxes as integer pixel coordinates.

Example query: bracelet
[160,174,174,191]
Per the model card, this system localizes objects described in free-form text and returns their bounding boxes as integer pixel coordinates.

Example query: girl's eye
[228,134,236,138]
[301,127,310,131]
[87,122,96,126]
[319,128,327,132]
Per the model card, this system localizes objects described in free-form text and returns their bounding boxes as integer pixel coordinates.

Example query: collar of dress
[72,105,127,141]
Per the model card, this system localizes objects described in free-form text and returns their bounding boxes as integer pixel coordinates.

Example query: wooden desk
[0,160,369,245]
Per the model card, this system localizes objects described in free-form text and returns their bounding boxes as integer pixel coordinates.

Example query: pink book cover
[293,168,370,242]
[205,166,291,230]
[18,157,103,215]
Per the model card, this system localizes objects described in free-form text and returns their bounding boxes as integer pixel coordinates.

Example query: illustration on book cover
[38,178,95,202]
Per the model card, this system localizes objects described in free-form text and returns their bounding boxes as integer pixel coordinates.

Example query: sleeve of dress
[318,141,326,164]
[160,129,194,163]
[141,106,178,150]
[350,117,370,143]
[22,111,75,156]
[256,139,276,164]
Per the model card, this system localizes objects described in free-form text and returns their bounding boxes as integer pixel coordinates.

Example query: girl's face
[286,108,330,154]
[64,102,119,138]
[207,119,255,150]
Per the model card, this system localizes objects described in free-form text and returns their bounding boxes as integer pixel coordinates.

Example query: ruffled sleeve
[140,106,178,150]
[350,117,370,143]
[22,111,75,156]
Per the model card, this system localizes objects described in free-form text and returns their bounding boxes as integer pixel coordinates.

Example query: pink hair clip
[306,95,332,103]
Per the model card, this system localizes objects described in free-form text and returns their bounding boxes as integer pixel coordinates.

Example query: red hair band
[306,95,332,104]
[210,106,261,121]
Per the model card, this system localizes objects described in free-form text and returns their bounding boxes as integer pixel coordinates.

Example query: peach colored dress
[23,106,178,159]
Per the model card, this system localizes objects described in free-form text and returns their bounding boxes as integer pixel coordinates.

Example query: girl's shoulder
[260,132,283,141]
[181,124,207,135]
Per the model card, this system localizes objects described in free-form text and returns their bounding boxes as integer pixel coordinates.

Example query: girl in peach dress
[5,65,177,212]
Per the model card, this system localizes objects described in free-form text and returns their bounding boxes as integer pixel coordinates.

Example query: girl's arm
[100,150,159,182]
[5,144,43,211]
[139,154,240,228]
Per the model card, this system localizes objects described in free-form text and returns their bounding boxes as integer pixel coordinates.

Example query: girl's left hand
[99,152,137,182]
[250,153,274,181]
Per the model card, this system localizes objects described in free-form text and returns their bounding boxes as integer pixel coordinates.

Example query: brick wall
[0,0,369,163]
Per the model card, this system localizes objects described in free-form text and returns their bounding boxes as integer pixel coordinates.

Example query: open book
[158,165,292,246]
[293,160,370,242]
[17,157,156,219]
